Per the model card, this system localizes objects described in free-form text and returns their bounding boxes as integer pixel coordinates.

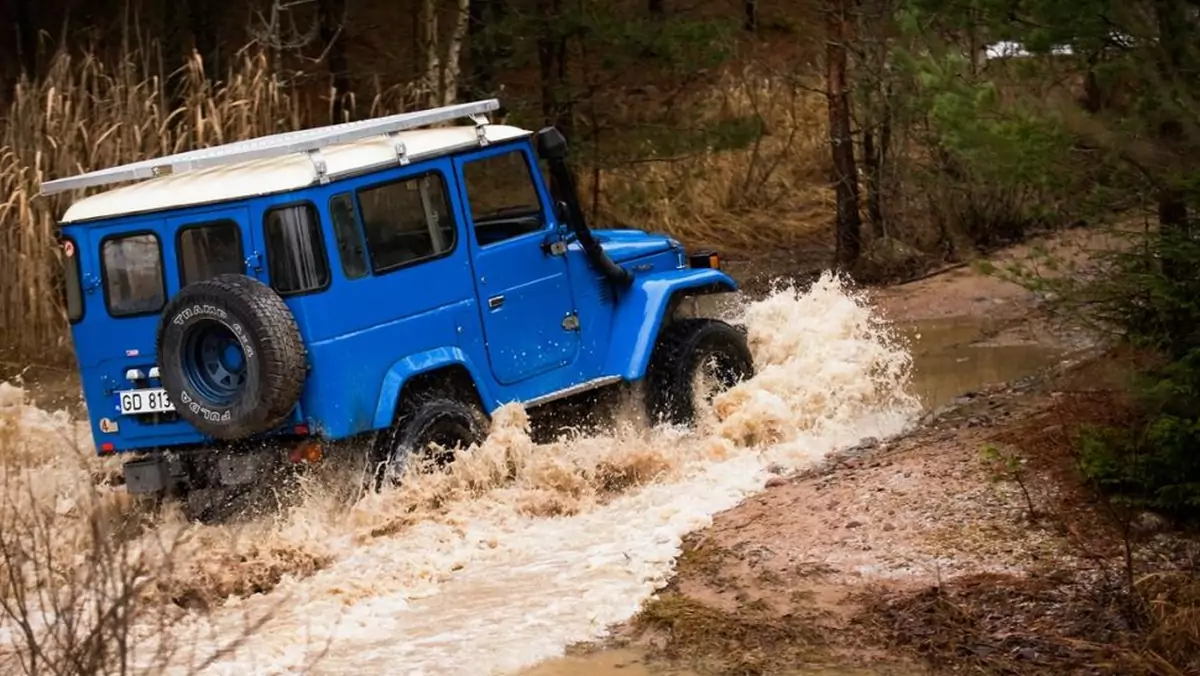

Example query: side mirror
[535,127,568,160]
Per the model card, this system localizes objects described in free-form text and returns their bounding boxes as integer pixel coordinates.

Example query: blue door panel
[452,144,581,386]
[472,233,579,384]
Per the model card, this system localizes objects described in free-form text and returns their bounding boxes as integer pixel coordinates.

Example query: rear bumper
[121,440,319,494]
[123,454,188,494]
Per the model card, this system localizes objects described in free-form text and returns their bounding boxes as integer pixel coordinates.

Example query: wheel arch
[603,269,739,381]
[371,348,495,430]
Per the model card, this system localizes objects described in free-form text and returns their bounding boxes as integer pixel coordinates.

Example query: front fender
[371,347,496,430]
[603,269,738,380]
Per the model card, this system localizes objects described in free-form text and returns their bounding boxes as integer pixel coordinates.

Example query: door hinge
[562,312,580,331]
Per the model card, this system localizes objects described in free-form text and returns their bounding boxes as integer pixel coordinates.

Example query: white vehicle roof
[45,99,532,224]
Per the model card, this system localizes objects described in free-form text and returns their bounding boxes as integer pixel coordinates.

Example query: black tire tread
[157,273,308,439]
[645,317,755,426]
[373,395,489,489]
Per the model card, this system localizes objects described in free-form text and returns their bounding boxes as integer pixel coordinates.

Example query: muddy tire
[645,317,755,426]
[157,274,307,440]
[374,395,489,489]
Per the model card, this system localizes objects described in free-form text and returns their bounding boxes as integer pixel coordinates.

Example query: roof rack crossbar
[39,98,500,196]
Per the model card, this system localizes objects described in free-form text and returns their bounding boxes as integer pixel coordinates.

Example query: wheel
[373,396,490,489]
[645,317,755,426]
[156,274,307,440]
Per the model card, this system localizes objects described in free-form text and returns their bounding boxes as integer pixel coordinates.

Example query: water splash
[0,272,921,675]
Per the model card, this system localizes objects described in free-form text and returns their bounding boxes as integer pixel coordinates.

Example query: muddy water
[899,316,1069,412]
[511,319,1072,676]
[0,274,1069,676]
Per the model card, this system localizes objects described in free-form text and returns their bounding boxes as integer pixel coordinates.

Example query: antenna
[40,99,501,197]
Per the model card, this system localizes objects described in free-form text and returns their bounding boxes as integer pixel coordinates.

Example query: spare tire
[156,273,307,440]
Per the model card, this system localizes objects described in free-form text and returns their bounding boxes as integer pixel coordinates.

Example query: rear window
[178,220,244,286]
[102,233,166,317]
[264,203,330,295]
[356,171,456,273]
[61,237,83,323]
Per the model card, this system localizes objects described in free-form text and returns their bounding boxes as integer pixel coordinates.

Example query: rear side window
[264,203,330,295]
[178,220,244,286]
[102,233,166,317]
[328,193,368,280]
[356,171,456,273]
[61,237,83,323]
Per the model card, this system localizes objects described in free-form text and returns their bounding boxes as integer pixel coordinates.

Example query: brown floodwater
[512,316,1073,676]
[898,316,1071,412]
[0,277,1080,676]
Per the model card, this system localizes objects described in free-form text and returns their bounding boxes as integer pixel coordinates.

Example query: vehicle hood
[590,228,677,263]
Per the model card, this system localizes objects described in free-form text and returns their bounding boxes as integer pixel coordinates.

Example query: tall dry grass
[584,67,833,255]
[0,47,835,366]
[0,47,317,365]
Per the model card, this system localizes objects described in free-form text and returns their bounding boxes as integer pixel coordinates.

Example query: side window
[462,149,545,246]
[101,233,165,317]
[61,237,83,323]
[356,171,456,273]
[328,193,369,280]
[264,203,330,295]
[178,220,244,286]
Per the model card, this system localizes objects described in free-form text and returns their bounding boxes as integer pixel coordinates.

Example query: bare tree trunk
[1153,0,1191,290]
[466,0,492,99]
[441,0,471,106]
[536,0,571,135]
[318,0,353,122]
[861,83,892,240]
[862,130,883,237]
[825,0,863,269]
[743,0,758,32]
[419,0,440,107]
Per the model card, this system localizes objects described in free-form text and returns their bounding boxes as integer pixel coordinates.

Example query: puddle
[898,316,1069,411]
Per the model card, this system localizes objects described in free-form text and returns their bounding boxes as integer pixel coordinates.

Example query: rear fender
[603,269,738,380]
[372,348,496,430]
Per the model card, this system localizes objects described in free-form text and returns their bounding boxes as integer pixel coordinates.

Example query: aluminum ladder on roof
[39,98,501,196]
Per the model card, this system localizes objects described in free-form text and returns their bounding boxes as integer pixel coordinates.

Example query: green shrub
[1073,228,1200,521]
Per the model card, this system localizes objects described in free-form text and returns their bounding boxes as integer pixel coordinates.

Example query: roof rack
[40,98,501,197]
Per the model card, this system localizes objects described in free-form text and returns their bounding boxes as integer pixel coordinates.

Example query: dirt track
[597,229,1200,675]
[10,226,1191,676]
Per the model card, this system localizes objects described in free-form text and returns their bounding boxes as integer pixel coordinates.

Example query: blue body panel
[60,135,739,455]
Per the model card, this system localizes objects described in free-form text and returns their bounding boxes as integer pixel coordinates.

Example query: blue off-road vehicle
[42,99,753,508]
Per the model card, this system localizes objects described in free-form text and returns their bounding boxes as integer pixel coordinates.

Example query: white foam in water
[0,272,921,675]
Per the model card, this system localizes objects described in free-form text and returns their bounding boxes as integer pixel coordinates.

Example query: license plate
[117,388,176,415]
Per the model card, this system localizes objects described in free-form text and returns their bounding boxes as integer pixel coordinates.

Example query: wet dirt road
[0,236,1093,676]
[510,313,1076,676]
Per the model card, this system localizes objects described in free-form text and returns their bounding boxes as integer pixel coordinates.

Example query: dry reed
[0,47,315,365]
[583,66,833,255]
[0,48,833,366]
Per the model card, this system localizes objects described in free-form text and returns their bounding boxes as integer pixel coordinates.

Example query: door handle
[488,294,505,309]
